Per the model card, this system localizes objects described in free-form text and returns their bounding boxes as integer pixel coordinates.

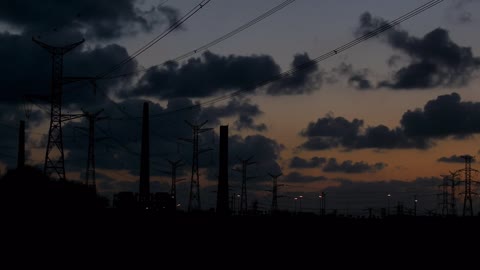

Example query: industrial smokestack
[216,125,229,215]
[139,102,150,206]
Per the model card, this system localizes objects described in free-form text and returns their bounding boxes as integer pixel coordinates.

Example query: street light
[298,195,303,213]
[237,194,241,214]
[318,191,326,216]
[318,194,323,216]
[387,193,391,216]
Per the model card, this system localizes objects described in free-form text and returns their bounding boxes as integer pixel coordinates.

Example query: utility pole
[82,109,107,192]
[179,120,212,212]
[17,120,25,169]
[33,37,85,181]
[268,172,282,214]
[233,156,255,215]
[460,155,478,217]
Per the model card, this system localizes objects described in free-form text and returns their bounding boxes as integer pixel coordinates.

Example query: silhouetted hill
[0,166,108,214]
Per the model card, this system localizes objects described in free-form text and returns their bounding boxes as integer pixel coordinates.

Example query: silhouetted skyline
[0,0,480,216]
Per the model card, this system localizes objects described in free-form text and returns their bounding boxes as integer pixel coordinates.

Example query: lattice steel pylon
[460,155,477,216]
[233,156,256,215]
[33,37,85,180]
[448,170,461,216]
[268,173,282,213]
[439,174,450,216]
[82,109,107,191]
[180,120,212,212]
[163,159,185,207]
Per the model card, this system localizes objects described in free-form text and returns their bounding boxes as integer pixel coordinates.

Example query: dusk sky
[1,0,480,215]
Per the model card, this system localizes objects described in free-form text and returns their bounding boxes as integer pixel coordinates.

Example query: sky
[0,0,480,215]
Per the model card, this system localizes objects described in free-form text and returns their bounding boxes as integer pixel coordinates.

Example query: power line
[1,0,293,89]
[53,0,211,97]
[96,0,212,79]
[145,0,445,119]
[160,0,170,7]
[105,0,297,80]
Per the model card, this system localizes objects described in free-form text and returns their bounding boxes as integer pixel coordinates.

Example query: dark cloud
[299,114,429,151]
[199,98,267,132]
[63,98,195,176]
[299,92,480,151]
[387,55,403,67]
[0,0,179,40]
[300,115,363,138]
[124,51,324,99]
[199,133,284,205]
[458,12,473,23]
[333,62,373,90]
[267,53,322,95]
[349,74,373,90]
[400,92,480,138]
[234,115,267,132]
[452,0,476,24]
[61,96,278,193]
[0,32,138,105]
[124,51,281,98]
[455,0,476,9]
[322,158,387,174]
[229,134,284,167]
[299,137,338,151]
[283,172,327,183]
[289,156,326,168]
[224,134,284,186]
[157,6,182,28]
[356,12,480,89]
[357,125,429,149]
[437,154,474,163]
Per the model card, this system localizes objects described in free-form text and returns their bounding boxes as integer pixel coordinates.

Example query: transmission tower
[268,172,282,213]
[33,37,85,180]
[233,156,256,215]
[449,170,462,216]
[460,155,478,217]
[161,159,185,208]
[439,175,451,216]
[82,109,107,191]
[180,120,212,212]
